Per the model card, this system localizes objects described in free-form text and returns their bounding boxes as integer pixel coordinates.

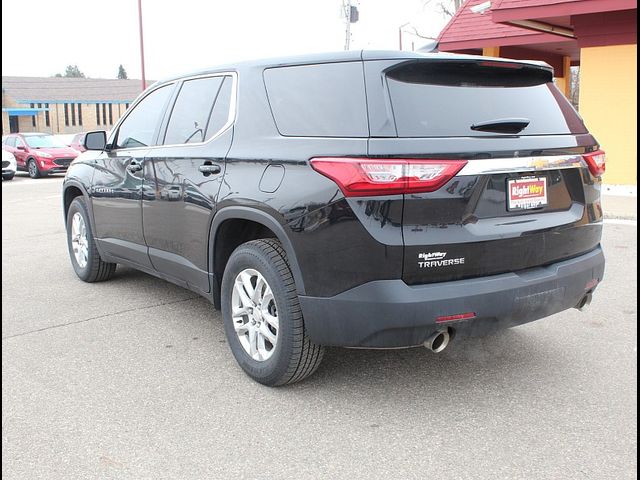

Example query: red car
[2,133,79,178]
[69,132,87,153]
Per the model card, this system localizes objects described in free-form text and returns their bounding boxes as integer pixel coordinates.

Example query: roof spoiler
[417,40,439,53]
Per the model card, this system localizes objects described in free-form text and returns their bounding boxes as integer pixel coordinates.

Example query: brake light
[310,158,467,197]
[583,150,606,177]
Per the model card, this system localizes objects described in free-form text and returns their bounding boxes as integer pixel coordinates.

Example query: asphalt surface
[2,173,637,479]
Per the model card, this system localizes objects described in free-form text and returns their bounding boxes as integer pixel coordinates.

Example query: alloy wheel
[231,268,279,361]
[28,160,38,178]
[70,212,89,268]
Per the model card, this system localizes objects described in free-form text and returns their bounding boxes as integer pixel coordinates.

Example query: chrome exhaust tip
[576,292,593,311]
[424,329,450,353]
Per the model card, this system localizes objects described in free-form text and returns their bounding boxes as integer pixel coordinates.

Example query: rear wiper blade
[470,118,530,134]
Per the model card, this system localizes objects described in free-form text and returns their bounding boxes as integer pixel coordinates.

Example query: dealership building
[1,76,150,136]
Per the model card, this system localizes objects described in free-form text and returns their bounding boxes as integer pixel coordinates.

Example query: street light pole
[398,22,410,50]
[138,0,146,91]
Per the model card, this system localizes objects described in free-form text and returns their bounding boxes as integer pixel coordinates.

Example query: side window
[163,75,233,145]
[264,62,368,137]
[6,137,16,147]
[15,138,25,148]
[205,76,233,140]
[115,85,172,149]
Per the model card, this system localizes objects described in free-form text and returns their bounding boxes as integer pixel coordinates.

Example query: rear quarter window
[264,62,368,137]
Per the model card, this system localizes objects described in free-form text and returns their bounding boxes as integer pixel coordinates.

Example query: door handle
[127,161,143,173]
[198,164,221,176]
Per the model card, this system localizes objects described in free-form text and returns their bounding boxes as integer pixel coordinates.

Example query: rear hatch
[364,56,604,285]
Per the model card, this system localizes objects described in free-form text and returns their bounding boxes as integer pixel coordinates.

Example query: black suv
[63,51,605,386]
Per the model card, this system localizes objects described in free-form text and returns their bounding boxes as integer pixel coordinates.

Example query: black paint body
[63,51,604,347]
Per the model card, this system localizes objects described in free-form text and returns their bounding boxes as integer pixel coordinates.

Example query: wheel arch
[62,181,93,228]
[209,207,306,308]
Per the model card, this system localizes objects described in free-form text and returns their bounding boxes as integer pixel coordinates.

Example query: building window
[71,103,76,126]
[102,104,107,126]
[125,103,130,110]
[77,104,83,126]
[30,103,36,127]
[45,103,50,127]
[96,104,101,125]
[108,104,113,125]
[64,103,69,126]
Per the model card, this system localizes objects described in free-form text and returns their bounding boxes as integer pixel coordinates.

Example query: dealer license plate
[507,177,548,211]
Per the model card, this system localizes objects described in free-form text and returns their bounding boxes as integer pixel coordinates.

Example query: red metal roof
[437,0,565,51]
[492,0,637,22]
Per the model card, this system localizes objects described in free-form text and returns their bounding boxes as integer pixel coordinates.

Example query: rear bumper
[299,247,605,348]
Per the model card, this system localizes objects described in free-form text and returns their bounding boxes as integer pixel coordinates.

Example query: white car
[2,149,17,180]
[53,134,75,147]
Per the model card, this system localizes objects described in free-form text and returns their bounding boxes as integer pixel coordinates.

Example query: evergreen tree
[63,65,85,78]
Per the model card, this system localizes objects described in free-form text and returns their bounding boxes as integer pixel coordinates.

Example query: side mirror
[84,131,108,151]
[17,145,26,151]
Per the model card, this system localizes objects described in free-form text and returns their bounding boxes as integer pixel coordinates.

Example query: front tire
[221,239,324,386]
[27,159,41,179]
[66,197,116,282]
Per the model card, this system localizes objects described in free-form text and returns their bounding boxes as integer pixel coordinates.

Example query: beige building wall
[2,96,129,136]
[579,44,637,185]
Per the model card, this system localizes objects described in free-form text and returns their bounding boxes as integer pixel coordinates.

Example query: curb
[604,214,637,221]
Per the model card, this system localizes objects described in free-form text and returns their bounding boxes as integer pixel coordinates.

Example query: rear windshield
[264,62,368,137]
[386,61,587,137]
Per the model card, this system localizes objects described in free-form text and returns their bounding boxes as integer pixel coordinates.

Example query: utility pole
[138,0,147,91]
[343,1,359,50]
[344,0,352,50]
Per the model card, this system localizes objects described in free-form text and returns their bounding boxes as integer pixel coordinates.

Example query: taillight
[583,150,606,177]
[310,158,467,197]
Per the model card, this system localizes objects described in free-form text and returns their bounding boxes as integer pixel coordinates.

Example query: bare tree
[407,25,437,41]
[406,0,464,43]
[569,66,580,109]
[424,0,464,18]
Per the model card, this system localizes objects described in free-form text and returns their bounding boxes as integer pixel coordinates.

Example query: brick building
[1,76,151,136]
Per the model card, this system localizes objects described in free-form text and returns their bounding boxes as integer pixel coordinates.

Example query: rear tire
[221,239,324,386]
[66,197,116,282]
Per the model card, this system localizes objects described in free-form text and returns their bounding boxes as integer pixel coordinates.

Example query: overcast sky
[2,0,451,80]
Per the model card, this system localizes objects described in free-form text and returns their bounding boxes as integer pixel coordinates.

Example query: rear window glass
[264,62,368,137]
[164,75,233,145]
[386,61,587,137]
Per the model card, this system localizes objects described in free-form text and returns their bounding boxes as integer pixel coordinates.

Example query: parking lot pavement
[2,176,637,480]
[602,194,638,220]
